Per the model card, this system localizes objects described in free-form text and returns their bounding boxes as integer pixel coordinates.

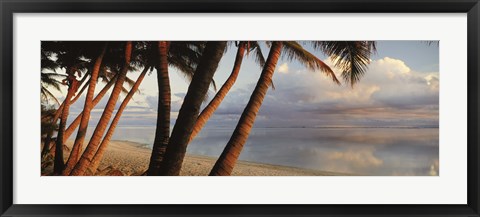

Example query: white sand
[62,140,346,176]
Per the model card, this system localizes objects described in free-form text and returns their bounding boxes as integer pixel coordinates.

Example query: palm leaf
[422,41,439,46]
[41,72,66,91]
[122,75,140,95]
[311,41,376,86]
[41,87,60,105]
[247,41,266,68]
[124,75,136,89]
[282,41,340,84]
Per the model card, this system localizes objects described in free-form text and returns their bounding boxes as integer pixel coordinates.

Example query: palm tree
[41,41,103,158]
[62,74,116,142]
[41,73,89,158]
[40,69,64,158]
[42,41,204,173]
[45,41,96,175]
[188,41,265,142]
[45,73,117,158]
[53,68,82,174]
[62,44,107,175]
[41,45,68,158]
[41,45,63,105]
[147,41,172,176]
[158,41,228,176]
[41,104,57,146]
[70,41,133,176]
[48,41,203,173]
[209,41,375,176]
[40,73,64,106]
[86,66,150,175]
[50,74,89,122]
[311,41,376,86]
[145,41,207,175]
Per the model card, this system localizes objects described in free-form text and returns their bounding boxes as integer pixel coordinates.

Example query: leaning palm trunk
[63,77,116,142]
[53,69,80,175]
[42,75,89,158]
[189,42,246,142]
[86,66,148,175]
[70,42,132,176]
[51,74,89,123]
[158,41,227,176]
[209,42,283,176]
[53,89,73,174]
[62,45,107,175]
[46,77,115,157]
[147,41,171,176]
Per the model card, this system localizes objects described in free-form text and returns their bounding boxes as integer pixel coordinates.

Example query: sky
[48,41,439,129]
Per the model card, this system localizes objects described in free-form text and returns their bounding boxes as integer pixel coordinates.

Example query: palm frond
[121,75,140,95]
[121,86,130,95]
[169,41,217,91]
[168,56,195,80]
[248,41,266,68]
[41,72,67,79]
[210,79,217,92]
[41,72,66,91]
[41,56,60,72]
[41,87,60,105]
[124,75,136,89]
[282,41,340,84]
[100,68,118,84]
[312,41,376,86]
[422,41,439,46]
[270,81,276,90]
[74,79,90,99]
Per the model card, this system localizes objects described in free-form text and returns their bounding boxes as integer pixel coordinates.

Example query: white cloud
[215,56,439,127]
[326,147,383,168]
[277,63,289,74]
[64,56,439,129]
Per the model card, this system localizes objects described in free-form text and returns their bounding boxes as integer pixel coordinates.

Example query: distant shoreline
[110,125,439,129]
[249,126,439,129]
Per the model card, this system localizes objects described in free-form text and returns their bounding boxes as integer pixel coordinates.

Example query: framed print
[1,0,479,216]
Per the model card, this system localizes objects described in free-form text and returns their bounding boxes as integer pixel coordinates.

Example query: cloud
[145,95,183,112]
[209,56,439,127]
[288,145,385,174]
[63,56,439,129]
[326,148,383,168]
[95,56,437,129]
[277,63,289,74]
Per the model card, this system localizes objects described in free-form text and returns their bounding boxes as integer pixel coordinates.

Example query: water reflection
[108,127,439,176]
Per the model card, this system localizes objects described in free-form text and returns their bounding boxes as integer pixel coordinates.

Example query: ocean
[103,126,439,176]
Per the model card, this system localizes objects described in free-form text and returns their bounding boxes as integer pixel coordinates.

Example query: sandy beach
[54,140,347,176]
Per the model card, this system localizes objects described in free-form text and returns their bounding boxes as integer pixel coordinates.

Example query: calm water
[102,126,439,176]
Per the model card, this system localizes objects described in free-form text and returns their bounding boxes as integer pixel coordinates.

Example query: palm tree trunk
[63,77,116,142]
[189,42,246,142]
[53,68,80,175]
[46,77,116,157]
[158,41,227,176]
[147,41,171,176]
[52,74,89,122]
[69,42,132,176]
[63,45,107,175]
[42,130,56,158]
[86,66,148,175]
[42,74,89,158]
[209,41,283,176]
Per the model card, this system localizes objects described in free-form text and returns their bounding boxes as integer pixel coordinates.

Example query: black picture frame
[1,0,479,216]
